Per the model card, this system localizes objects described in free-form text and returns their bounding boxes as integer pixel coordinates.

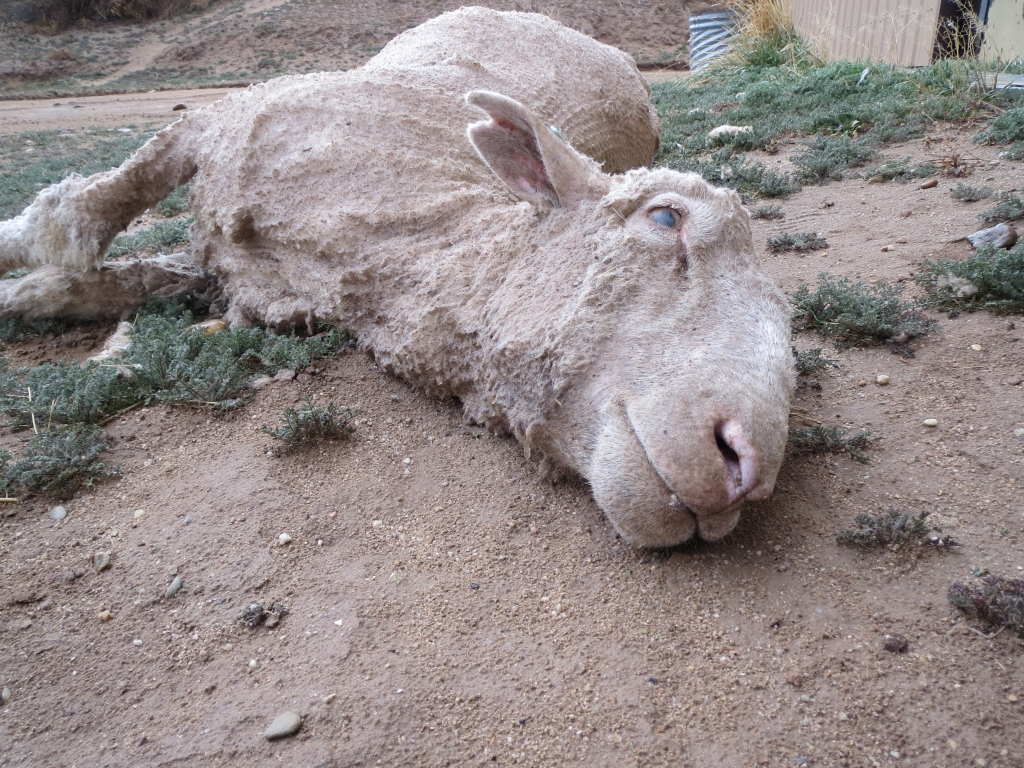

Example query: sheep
[0,7,793,546]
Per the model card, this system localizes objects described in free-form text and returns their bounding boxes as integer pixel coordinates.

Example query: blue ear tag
[549,126,568,143]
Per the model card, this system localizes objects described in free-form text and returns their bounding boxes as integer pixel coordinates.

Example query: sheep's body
[0,8,794,547]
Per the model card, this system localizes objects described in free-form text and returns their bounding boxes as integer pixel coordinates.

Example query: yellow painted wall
[793,0,941,66]
[982,0,1024,62]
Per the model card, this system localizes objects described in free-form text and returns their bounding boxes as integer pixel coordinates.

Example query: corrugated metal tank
[688,9,739,70]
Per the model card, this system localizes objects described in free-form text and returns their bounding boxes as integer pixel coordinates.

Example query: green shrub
[864,158,937,183]
[975,107,1024,145]
[262,396,357,447]
[155,184,190,218]
[917,242,1024,314]
[836,509,948,547]
[5,425,113,499]
[791,135,875,183]
[0,317,70,344]
[791,273,934,344]
[949,183,992,202]
[793,347,836,375]
[788,424,872,463]
[750,204,784,220]
[949,576,1024,637]
[0,360,139,429]
[979,191,1024,224]
[106,218,192,259]
[768,231,827,252]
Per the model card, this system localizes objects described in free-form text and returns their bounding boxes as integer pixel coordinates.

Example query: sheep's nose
[715,421,766,503]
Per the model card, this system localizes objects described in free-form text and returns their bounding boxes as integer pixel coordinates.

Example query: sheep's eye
[650,207,680,228]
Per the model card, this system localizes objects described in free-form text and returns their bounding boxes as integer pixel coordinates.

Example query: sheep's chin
[586,416,691,547]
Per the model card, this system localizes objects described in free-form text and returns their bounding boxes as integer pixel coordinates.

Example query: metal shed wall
[981,0,1024,62]
[793,0,942,65]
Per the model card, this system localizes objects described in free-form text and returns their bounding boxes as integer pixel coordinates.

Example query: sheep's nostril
[715,423,742,488]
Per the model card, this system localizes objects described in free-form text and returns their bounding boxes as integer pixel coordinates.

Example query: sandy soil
[1,4,1024,768]
[0,88,244,136]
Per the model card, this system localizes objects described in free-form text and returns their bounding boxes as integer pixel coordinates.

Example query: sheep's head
[467,91,794,548]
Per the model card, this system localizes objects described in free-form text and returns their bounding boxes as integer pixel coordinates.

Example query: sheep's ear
[465,91,604,209]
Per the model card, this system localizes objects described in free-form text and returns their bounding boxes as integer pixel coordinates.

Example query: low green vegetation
[863,158,937,183]
[0,296,351,498]
[0,127,151,220]
[792,347,836,375]
[979,191,1024,224]
[836,509,957,548]
[767,231,827,253]
[791,135,875,183]
[791,273,934,344]
[750,204,784,220]
[107,217,193,258]
[155,184,190,218]
[5,425,114,499]
[262,396,357,447]
[650,16,1022,197]
[950,183,993,202]
[949,575,1024,637]
[917,242,1024,314]
[788,424,872,463]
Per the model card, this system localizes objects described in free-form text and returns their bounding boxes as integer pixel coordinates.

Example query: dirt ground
[1,3,1024,768]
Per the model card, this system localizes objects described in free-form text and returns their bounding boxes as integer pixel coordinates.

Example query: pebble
[264,711,302,740]
[323,693,336,703]
[274,368,296,382]
[50,506,67,520]
[1,687,9,704]
[923,419,938,427]
[184,516,192,524]
[876,375,890,385]
[251,375,274,391]
[970,344,982,351]
[166,576,183,598]
[884,634,909,653]
[172,103,187,111]
[278,533,292,546]
[880,244,894,252]
[919,178,938,189]
[1014,428,1024,438]
[98,610,112,622]
[93,552,111,572]
[895,237,908,244]
[133,509,145,520]
[372,519,383,529]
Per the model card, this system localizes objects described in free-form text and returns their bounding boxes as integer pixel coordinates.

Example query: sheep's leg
[0,117,201,275]
[0,253,209,322]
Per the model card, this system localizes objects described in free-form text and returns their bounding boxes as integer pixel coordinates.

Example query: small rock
[470,582,480,590]
[1014,428,1024,438]
[93,552,111,572]
[249,659,258,668]
[880,245,894,252]
[98,610,112,622]
[1,687,10,704]
[785,671,803,687]
[166,576,183,598]
[133,638,142,646]
[1009,694,1019,703]
[923,418,938,427]
[184,516,192,524]
[251,376,274,391]
[967,223,1017,250]
[876,374,890,385]
[900,209,912,218]
[172,103,187,111]
[372,519,383,529]
[971,344,982,351]
[707,124,752,139]
[295,373,313,384]
[323,693,336,703]
[133,509,145,520]
[222,643,233,651]
[895,237,908,244]
[50,505,67,520]
[274,369,296,382]
[278,533,292,546]
[883,634,909,653]
[867,175,885,184]
[264,711,302,740]
[919,178,938,189]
